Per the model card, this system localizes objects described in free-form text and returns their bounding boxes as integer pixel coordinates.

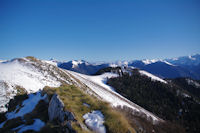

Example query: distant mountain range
[58,60,110,75]
[58,54,200,79]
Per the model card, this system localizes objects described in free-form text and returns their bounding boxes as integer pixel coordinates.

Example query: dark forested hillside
[107,69,200,133]
[169,78,200,99]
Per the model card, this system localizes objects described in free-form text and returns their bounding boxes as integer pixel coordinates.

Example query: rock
[65,111,75,121]
[48,94,77,133]
[48,93,76,122]
[48,94,65,122]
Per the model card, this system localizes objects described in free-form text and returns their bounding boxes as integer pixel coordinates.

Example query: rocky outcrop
[48,94,76,133]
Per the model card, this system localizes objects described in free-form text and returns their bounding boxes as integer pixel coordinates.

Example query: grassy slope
[43,84,136,133]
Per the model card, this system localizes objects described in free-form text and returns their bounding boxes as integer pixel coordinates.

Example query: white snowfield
[139,70,167,84]
[85,73,118,91]
[67,70,163,124]
[0,60,60,92]
[0,58,65,112]
[83,110,106,133]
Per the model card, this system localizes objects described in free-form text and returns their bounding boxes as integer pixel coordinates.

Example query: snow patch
[83,110,106,133]
[186,79,200,88]
[85,73,118,91]
[16,119,45,133]
[6,92,47,120]
[162,60,176,66]
[83,103,90,108]
[182,93,191,98]
[109,63,118,67]
[188,55,196,60]
[139,70,167,84]
[0,121,6,128]
[0,81,17,112]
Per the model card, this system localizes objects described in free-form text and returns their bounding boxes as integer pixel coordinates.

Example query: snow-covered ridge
[142,59,158,65]
[67,70,163,124]
[166,54,200,66]
[0,57,76,112]
[139,70,167,84]
[141,59,175,66]
[83,72,118,91]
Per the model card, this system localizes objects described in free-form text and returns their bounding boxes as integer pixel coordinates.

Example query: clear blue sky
[1,0,200,61]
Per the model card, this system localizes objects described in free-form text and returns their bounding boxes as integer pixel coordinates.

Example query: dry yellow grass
[44,85,136,133]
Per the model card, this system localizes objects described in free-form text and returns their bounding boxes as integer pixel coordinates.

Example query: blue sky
[1,0,200,61]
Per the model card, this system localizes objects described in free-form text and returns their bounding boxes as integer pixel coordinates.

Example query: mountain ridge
[56,54,200,79]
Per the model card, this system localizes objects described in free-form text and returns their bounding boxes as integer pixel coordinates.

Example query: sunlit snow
[67,70,161,123]
[139,70,167,83]
[6,92,47,120]
[0,59,60,112]
[83,110,106,133]
[15,119,45,133]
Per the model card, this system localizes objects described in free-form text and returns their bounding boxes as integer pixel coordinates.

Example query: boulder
[48,94,75,122]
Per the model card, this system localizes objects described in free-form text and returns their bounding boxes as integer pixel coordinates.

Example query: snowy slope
[0,60,60,92]
[83,72,118,91]
[67,70,163,124]
[0,57,76,112]
[6,92,47,120]
[42,60,58,66]
[139,70,167,83]
[0,91,46,131]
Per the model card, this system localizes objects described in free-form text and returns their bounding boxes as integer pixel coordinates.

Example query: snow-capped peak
[72,60,89,68]
[188,55,196,60]
[166,54,200,66]
[142,59,158,65]
[141,59,175,66]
